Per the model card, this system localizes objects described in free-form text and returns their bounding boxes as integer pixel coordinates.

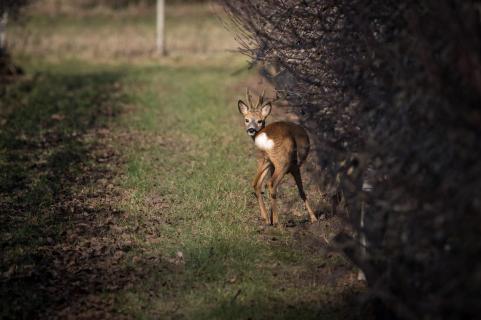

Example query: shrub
[221,1,481,318]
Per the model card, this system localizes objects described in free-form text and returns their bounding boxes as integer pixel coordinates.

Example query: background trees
[221,1,481,318]
[0,0,29,82]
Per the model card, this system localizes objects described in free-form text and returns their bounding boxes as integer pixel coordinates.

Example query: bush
[221,1,481,318]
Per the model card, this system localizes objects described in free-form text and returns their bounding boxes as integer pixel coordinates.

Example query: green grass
[1,3,363,319]
[106,62,360,319]
[10,3,236,62]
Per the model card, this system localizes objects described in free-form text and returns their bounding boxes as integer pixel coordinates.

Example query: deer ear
[238,100,249,115]
[261,103,272,118]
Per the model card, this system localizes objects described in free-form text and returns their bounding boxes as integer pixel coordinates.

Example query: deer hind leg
[254,163,273,225]
[291,165,317,223]
[268,165,289,225]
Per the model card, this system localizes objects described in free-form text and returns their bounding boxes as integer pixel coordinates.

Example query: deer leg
[268,166,288,225]
[252,158,270,190]
[291,166,318,223]
[254,164,273,225]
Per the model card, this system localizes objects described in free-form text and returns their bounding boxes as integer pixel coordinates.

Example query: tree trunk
[0,11,8,51]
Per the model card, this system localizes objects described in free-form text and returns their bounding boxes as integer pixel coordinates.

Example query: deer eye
[257,120,263,124]
[245,119,249,123]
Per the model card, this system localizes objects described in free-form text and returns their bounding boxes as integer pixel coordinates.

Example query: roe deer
[238,89,318,225]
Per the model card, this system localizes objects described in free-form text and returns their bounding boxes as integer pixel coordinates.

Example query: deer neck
[253,130,275,152]
[251,127,264,141]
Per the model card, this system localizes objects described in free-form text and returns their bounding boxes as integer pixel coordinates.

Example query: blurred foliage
[222,0,481,319]
[0,0,30,16]
[0,0,29,81]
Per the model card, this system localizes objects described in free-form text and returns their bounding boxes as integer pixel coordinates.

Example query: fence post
[156,0,165,55]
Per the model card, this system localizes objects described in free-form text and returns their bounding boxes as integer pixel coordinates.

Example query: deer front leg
[254,164,272,225]
[268,167,288,225]
[252,158,270,189]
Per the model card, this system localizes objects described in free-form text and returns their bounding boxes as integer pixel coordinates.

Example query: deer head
[238,88,272,136]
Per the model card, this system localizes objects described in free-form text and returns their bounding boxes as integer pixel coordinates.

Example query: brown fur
[238,90,317,225]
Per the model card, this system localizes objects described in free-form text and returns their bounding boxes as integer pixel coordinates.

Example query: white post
[156,0,165,56]
[0,11,8,51]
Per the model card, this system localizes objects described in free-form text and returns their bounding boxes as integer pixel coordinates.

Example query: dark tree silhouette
[0,0,29,83]
[221,1,481,318]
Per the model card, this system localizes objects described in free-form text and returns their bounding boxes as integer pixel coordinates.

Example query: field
[1,2,364,319]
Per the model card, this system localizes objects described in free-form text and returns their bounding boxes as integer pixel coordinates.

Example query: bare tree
[0,11,7,51]
[0,0,29,81]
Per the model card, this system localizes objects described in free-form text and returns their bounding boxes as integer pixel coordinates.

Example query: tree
[0,11,7,51]
[0,0,29,81]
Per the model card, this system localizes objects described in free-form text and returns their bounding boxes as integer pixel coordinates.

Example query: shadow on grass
[0,69,129,318]
[120,235,368,319]
[191,290,365,320]
[183,246,365,320]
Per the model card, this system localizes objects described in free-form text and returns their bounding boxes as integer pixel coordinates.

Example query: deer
[238,89,318,225]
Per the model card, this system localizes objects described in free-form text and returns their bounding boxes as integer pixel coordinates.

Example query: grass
[0,63,127,318]
[106,61,362,319]
[10,2,237,62]
[1,2,364,319]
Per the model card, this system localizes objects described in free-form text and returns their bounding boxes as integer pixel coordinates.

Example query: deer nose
[247,128,256,135]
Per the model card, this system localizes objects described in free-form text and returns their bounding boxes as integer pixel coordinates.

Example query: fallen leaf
[51,113,65,121]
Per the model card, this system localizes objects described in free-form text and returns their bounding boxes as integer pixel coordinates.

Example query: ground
[0,2,365,319]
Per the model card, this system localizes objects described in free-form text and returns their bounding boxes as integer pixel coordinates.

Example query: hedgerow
[221,1,481,318]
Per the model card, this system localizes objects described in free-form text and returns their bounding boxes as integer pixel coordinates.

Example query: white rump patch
[255,132,274,151]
